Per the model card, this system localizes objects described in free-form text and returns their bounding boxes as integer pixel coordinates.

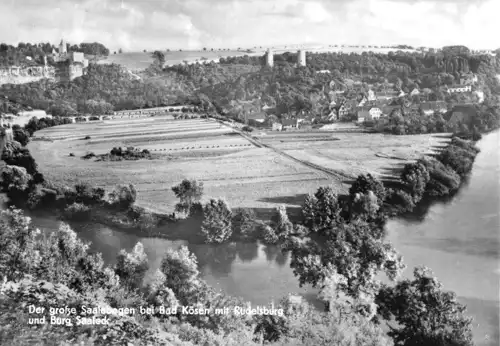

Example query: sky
[0,0,497,52]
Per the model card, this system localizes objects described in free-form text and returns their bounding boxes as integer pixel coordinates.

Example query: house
[337,99,357,119]
[419,101,447,115]
[357,106,382,122]
[327,109,338,121]
[449,104,477,125]
[272,122,283,131]
[459,74,478,86]
[358,95,368,107]
[376,91,399,100]
[397,90,406,97]
[410,88,420,96]
[446,85,472,93]
[282,118,299,129]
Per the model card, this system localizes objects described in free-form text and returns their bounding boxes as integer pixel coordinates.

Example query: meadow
[28,117,330,215]
[28,116,450,216]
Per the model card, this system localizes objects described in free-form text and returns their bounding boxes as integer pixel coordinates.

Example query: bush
[26,186,57,210]
[108,184,137,209]
[82,152,95,159]
[63,202,91,221]
[84,135,91,140]
[136,212,158,232]
[437,145,477,177]
[384,188,415,214]
[242,125,253,132]
[420,158,461,197]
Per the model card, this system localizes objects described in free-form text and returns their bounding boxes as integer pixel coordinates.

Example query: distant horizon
[1,0,498,51]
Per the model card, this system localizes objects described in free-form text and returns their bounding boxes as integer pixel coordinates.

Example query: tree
[160,246,202,305]
[376,266,474,346]
[108,184,137,209]
[171,179,204,214]
[114,242,149,290]
[0,165,32,193]
[302,187,342,233]
[288,220,405,300]
[0,208,40,281]
[232,208,257,239]
[400,162,430,202]
[201,198,233,243]
[349,174,386,202]
[270,205,293,240]
[152,50,166,67]
[13,129,30,146]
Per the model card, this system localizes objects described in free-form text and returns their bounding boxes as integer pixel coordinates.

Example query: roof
[381,105,401,114]
[282,118,297,126]
[420,101,447,111]
[452,104,477,115]
[247,112,266,120]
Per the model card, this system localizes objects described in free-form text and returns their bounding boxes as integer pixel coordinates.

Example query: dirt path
[229,125,354,182]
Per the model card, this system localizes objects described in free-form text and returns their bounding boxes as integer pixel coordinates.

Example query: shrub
[26,186,57,210]
[242,125,253,132]
[84,135,91,140]
[384,188,415,214]
[82,152,95,159]
[419,158,461,197]
[63,202,91,221]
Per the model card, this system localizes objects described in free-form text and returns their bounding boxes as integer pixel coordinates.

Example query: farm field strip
[31,121,450,213]
[38,121,222,138]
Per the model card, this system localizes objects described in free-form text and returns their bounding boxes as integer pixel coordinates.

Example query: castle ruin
[0,38,88,86]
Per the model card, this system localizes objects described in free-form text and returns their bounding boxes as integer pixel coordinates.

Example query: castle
[0,39,89,85]
[265,49,307,67]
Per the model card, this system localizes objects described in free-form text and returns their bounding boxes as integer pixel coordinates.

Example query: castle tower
[266,49,274,67]
[59,39,67,54]
[297,50,306,67]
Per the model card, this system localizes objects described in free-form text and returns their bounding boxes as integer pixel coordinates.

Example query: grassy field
[28,117,450,216]
[98,50,250,71]
[97,46,417,71]
[258,131,451,180]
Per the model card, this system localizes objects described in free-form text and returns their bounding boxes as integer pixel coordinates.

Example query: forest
[0,41,109,67]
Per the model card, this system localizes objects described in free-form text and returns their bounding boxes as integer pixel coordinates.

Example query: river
[10,129,500,345]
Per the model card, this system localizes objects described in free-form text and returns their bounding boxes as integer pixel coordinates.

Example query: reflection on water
[386,130,500,346]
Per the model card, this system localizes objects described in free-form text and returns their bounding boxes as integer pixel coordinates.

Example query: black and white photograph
[0,0,498,345]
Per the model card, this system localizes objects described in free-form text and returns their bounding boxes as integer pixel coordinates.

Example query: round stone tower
[297,50,306,66]
[266,49,274,67]
[59,39,67,54]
